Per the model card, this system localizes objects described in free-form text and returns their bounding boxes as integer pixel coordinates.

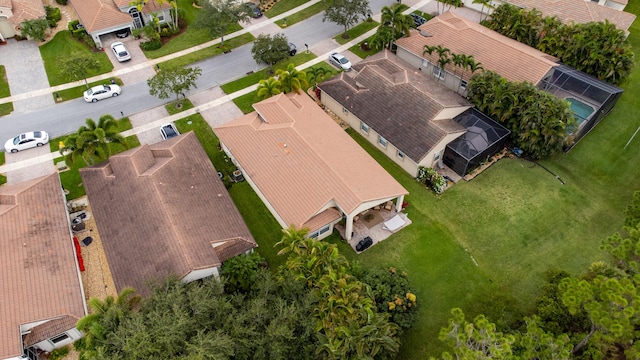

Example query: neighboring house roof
[80,132,257,296]
[7,0,46,26]
[214,92,408,230]
[319,50,470,163]
[23,315,78,347]
[0,174,85,359]
[69,0,132,33]
[505,0,635,32]
[396,11,559,84]
[112,0,171,11]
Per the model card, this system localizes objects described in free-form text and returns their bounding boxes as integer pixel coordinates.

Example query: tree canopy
[147,66,202,104]
[58,53,101,89]
[251,33,290,72]
[195,0,252,45]
[323,0,371,37]
[60,115,127,165]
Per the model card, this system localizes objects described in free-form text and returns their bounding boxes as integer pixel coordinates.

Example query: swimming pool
[566,97,595,124]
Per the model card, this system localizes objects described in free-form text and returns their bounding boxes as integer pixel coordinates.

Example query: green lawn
[348,35,381,59]
[265,0,308,17]
[159,33,255,69]
[0,65,13,116]
[166,99,195,114]
[39,31,113,86]
[0,152,5,185]
[274,2,326,28]
[333,20,379,45]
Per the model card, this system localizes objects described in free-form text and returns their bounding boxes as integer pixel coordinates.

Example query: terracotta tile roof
[0,0,12,8]
[8,0,46,26]
[23,315,79,347]
[396,11,559,84]
[505,0,635,32]
[319,50,469,163]
[142,0,171,12]
[80,132,256,296]
[69,0,132,33]
[214,93,408,230]
[0,174,86,359]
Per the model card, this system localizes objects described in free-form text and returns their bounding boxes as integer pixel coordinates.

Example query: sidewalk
[0,0,437,175]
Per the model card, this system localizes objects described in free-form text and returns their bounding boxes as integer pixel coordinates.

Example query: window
[397,150,405,160]
[50,333,69,344]
[360,122,369,134]
[319,225,330,235]
[459,80,467,90]
[157,14,164,21]
[432,67,445,81]
[378,136,387,148]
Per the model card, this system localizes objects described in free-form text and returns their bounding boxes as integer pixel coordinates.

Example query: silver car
[329,52,352,71]
[111,42,131,62]
[84,84,122,103]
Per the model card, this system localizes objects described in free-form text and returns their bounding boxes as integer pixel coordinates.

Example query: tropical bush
[484,3,634,85]
[360,267,419,330]
[416,166,446,194]
[46,6,61,27]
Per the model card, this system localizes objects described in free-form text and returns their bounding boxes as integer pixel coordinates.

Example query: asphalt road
[0,0,396,142]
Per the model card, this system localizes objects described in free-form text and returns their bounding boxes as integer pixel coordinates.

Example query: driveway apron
[0,39,54,113]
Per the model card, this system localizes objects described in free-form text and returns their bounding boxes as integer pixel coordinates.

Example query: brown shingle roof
[69,0,131,33]
[8,0,45,26]
[396,11,559,85]
[0,174,86,359]
[319,50,469,162]
[23,315,79,347]
[505,0,635,32]
[79,132,257,296]
[214,93,408,229]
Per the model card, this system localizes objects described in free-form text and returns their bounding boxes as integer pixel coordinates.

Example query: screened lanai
[443,108,510,177]
[538,64,623,149]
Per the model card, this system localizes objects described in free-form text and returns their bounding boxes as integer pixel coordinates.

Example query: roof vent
[419,30,432,37]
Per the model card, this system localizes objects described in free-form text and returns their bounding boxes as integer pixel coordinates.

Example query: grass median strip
[0,65,13,116]
[159,33,255,69]
[333,20,379,44]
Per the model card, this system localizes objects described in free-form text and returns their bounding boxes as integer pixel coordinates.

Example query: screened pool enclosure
[443,108,510,177]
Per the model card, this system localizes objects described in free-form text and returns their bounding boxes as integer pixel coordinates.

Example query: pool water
[566,97,595,124]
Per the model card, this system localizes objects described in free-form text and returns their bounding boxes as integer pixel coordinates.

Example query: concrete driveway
[0,39,54,113]
[102,34,156,85]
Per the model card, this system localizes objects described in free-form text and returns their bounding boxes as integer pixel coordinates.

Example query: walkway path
[0,0,478,177]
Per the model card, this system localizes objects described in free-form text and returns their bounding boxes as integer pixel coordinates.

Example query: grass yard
[333,20,379,45]
[0,152,5,185]
[273,2,326,28]
[159,33,255,69]
[265,0,308,17]
[166,99,195,114]
[39,31,113,86]
[221,52,316,93]
[348,35,380,59]
[0,65,13,116]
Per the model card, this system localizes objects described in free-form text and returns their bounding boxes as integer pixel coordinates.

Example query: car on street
[245,2,262,18]
[289,42,297,56]
[4,131,49,153]
[410,13,427,27]
[111,42,131,62]
[160,123,180,140]
[84,84,122,103]
[329,52,351,71]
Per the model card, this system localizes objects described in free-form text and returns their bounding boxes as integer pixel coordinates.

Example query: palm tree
[276,63,308,94]
[435,45,451,82]
[256,77,282,100]
[306,66,329,89]
[472,0,493,22]
[371,26,395,50]
[60,115,127,165]
[75,288,141,359]
[380,4,411,43]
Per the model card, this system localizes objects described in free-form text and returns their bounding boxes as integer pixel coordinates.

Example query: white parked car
[329,52,352,71]
[84,84,122,103]
[111,42,131,62]
[160,123,180,140]
[4,131,49,153]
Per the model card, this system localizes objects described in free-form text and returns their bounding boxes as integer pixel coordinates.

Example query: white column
[345,214,354,241]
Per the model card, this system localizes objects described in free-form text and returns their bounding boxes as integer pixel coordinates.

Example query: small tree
[20,18,50,41]
[196,0,252,46]
[59,53,101,89]
[323,0,371,38]
[147,66,202,105]
[256,77,282,100]
[251,33,290,72]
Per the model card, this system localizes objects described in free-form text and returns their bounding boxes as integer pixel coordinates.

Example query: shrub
[140,39,162,51]
[55,0,68,4]
[46,6,61,22]
[416,166,446,194]
[49,346,70,360]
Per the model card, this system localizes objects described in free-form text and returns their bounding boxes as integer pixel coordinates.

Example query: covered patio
[335,203,411,253]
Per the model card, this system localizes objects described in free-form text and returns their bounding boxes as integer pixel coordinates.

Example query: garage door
[0,17,16,40]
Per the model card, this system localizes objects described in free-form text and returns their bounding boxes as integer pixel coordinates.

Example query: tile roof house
[0,173,86,359]
[79,131,257,296]
[502,0,635,34]
[395,11,559,95]
[318,50,474,177]
[68,0,172,49]
[214,92,409,242]
[395,11,623,150]
[0,0,46,41]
